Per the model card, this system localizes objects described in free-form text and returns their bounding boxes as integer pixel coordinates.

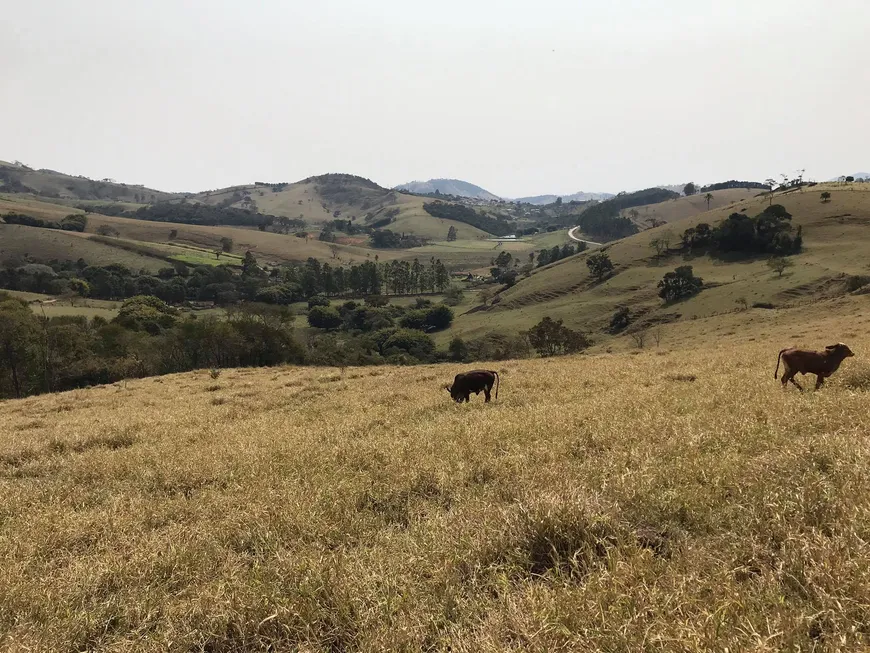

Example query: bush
[525,317,591,357]
[307,306,342,330]
[308,294,330,309]
[658,266,703,302]
[610,306,630,333]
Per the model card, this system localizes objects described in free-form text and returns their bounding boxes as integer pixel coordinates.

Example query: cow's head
[826,343,855,358]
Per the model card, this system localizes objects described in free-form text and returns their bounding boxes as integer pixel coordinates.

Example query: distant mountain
[394,179,500,201]
[514,191,614,205]
[827,172,870,181]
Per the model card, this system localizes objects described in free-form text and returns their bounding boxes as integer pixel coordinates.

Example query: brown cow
[775,343,854,391]
[444,370,499,403]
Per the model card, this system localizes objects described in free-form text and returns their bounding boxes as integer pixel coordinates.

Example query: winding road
[567,226,603,248]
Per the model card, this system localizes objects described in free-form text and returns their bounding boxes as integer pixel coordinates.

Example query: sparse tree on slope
[586,251,614,281]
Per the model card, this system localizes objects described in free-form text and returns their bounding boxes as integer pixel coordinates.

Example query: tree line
[0,254,453,307]
[422,201,516,237]
[3,212,88,232]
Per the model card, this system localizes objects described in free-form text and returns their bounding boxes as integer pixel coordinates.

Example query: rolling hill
[621,188,760,227]
[394,178,500,201]
[188,174,494,241]
[0,161,180,204]
[448,184,870,345]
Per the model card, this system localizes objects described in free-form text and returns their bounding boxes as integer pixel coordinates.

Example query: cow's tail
[491,370,499,400]
[774,349,786,379]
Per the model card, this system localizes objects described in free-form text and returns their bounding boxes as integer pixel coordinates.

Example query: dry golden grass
[2,305,870,650]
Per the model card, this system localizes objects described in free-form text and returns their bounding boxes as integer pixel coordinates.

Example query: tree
[704,193,713,210]
[96,224,120,237]
[220,237,233,253]
[307,306,342,330]
[447,226,458,241]
[846,176,855,183]
[555,197,562,206]
[448,336,468,362]
[683,182,696,196]
[610,306,630,333]
[767,256,794,278]
[821,191,831,203]
[586,252,614,281]
[657,266,703,302]
[242,251,260,276]
[525,317,591,357]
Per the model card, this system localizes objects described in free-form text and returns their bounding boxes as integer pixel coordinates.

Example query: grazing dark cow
[444,370,500,403]
[775,343,854,391]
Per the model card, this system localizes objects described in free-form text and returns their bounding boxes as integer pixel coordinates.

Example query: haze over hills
[514,191,615,205]
[394,179,500,201]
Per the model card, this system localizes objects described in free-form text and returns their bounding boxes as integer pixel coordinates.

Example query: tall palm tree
[704,193,713,210]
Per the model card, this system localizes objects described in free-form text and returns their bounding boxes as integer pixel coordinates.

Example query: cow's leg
[484,385,491,402]
[463,393,470,403]
[815,374,826,390]
[786,373,804,391]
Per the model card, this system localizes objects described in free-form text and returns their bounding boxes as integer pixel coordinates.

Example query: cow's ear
[443,384,452,392]
[826,344,838,350]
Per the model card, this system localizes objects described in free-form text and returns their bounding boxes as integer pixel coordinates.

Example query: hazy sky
[3,1,868,196]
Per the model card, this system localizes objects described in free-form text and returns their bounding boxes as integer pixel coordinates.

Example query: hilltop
[0,160,180,204]
[394,178,500,201]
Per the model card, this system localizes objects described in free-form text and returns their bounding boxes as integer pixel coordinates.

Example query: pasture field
[3,289,123,320]
[0,224,166,273]
[1,300,870,650]
[0,193,86,221]
[623,187,759,226]
[450,184,870,341]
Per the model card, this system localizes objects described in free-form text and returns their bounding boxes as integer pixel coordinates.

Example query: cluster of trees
[422,201,516,236]
[680,205,802,256]
[536,242,586,267]
[325,218,368,235]
[700,180,771,193]
[369,229,428,249]
[306,296,453,334]
[0,253,453,308]
[658,266,703,302]
[2,212,87,232]
[88,201,279,230]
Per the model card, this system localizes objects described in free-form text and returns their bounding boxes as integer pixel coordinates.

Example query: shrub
[610,306,630,333]
[658,266,703,302]
[307,306,342,330]
[308,294,330,309]
[525,317,591,357]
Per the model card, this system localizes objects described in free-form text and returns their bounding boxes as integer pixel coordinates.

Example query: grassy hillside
[0,224,166,272]
[450,184,870,341]
[191,175,492,240]
[624,188,758,227]
[2,302,870,649]
[0,162,179,203]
